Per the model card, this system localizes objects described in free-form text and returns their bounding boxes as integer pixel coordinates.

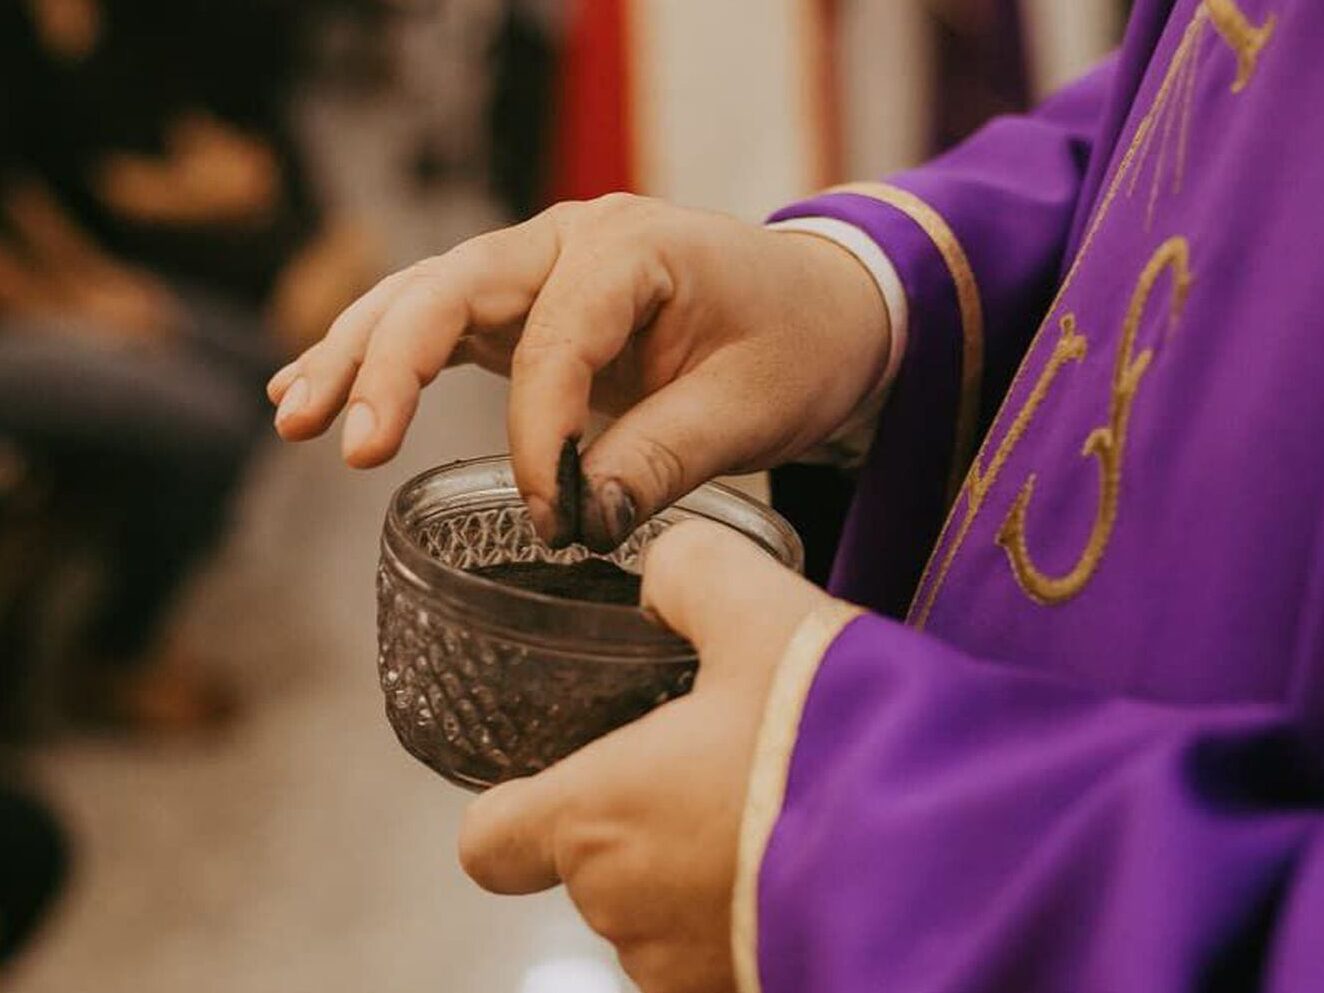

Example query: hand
[268,194,889,549]
[458,521,834,993]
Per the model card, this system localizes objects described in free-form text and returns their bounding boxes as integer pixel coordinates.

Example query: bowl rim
[381,455,803,656]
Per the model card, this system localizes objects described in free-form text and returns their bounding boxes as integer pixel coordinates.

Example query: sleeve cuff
[771,184,986,498]
[731,598,867,993]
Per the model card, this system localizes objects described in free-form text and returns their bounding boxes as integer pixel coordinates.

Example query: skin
[460,520,833,993]
[269,194,889,989]
[269,193,890,549]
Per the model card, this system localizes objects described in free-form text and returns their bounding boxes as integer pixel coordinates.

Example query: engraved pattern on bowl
[376,459,801,791]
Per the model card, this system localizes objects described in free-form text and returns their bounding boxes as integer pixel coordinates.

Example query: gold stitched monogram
[909,0,1276,628]
[996,238,1192,605]
[1206,0,1277,91]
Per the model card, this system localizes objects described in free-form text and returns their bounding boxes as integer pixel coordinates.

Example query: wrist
[787,229,890,377]
[767,228,898,466]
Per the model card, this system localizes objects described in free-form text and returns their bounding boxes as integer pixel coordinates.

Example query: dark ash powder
[469,559,642,606]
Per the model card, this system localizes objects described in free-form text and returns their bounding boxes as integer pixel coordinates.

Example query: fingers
[271,212,563,460]
[507,243,673,545]
[576,352,758,552]
[641,520,827,670]
[458,766,572,896]
[270,268,411,439]
[267,359,299,402]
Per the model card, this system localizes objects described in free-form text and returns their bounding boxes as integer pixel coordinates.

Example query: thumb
[640,520,828,675]
[458,763,571,895]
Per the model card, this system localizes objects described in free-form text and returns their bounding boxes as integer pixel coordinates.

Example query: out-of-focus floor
[10,355,638,993]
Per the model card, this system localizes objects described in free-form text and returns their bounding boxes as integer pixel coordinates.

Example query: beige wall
[838,0,1123,181]
[1022,0,1122,96]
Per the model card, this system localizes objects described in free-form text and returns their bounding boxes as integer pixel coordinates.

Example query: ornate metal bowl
[377,456,802,791]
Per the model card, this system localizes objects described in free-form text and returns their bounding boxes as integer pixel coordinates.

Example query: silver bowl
[377,456,803,791]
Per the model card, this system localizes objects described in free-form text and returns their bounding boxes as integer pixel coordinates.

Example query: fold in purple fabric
[759,616,1324,993]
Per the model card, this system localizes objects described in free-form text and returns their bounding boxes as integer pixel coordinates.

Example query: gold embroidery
[912,317,1088,627]
[1124,8,1207,226]
[829,181,984,502]
[1206,0,1278,92]
[907,2,1275,628]
[996,238,1192,605]
[732,600,865,993]
[1173,24,1208,196]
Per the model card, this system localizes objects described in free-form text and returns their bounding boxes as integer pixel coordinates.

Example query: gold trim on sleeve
[731,599,865,993]
[828,181,985,502]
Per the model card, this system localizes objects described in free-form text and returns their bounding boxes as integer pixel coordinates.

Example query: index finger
[273,211,562,453]
[508,243,674,544]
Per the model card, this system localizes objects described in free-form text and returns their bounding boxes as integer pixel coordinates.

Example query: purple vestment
[744,1,1324,990]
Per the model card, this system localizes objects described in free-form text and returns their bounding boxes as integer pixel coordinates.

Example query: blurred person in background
[0,0,377,732]
[0,453,68,971]
[2,0,379,354]
[0,778,67,970]
[275,0,1324,991]
[0,171,266,731]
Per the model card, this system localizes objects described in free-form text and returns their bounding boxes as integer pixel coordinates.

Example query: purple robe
[742,1,1324,991]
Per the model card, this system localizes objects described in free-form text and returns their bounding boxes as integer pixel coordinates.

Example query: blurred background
[0,1,1127,990]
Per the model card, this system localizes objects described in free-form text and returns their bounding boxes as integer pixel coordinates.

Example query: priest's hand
[458,521,832,993]
[267,194,888,549]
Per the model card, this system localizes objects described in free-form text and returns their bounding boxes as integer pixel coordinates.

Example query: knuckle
[543,199,586,233]
[591,191,639,213]
[439,235,490,271]
[571,882,630,943]
[456,808,496,887]
[618,945,690,993]
[557,819,633,941]
[543,199,578,222]
[578,901,629,945]
[401,258,437,282]
[634,435,688,502]
[551,193,649,233]
[554,809,614,876]
[302,342,351,380]
[509,333,567,375]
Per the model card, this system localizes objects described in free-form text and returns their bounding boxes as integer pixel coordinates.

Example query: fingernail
[275,377,308,423]
[582,478,637,553]
[550,438,582,549]
[602,480,636,544]
[341,402,376,456]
